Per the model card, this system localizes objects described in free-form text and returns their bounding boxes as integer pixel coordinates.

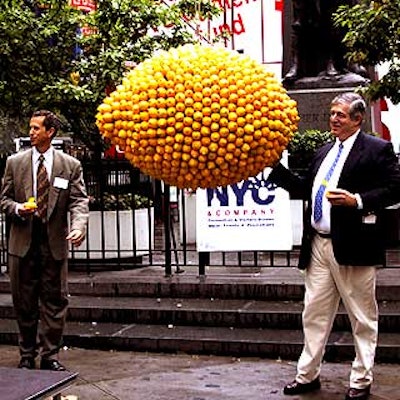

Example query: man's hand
[66,229,84,247]
[326,188,358,207]
[17,202,37,217]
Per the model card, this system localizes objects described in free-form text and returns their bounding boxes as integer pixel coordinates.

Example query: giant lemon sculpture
[96,44,299,189]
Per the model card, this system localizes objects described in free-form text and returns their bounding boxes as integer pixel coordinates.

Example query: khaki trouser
[296,234,378,390]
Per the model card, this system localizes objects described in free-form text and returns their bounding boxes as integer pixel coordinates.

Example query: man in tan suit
[0,110,89,371]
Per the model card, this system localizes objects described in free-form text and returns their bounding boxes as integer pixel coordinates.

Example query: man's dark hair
[32,110,61,137]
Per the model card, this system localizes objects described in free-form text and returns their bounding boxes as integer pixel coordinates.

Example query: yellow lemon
[25,197,37,210]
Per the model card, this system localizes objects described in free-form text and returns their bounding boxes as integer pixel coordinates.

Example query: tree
[0,0,222,153]
[333,0,400,104]
[0,1,83,152]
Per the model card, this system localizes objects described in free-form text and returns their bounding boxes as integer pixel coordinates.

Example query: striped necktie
[313,143,344,222]
[37,154,50,221]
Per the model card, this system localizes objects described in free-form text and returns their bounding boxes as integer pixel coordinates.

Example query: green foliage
[288,130,334,170]
[0,1,82,116]
[0,0,222,153]
[333,0,400,104]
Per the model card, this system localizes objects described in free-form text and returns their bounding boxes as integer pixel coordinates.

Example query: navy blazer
[269,132,400,269]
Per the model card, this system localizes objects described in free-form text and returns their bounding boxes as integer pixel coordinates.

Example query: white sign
[196,154,292,252]
[199,0,283,77]
[164,0,283,77]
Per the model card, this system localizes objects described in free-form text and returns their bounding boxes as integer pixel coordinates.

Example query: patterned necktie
[36,154,50,220]
[313,143,344,222]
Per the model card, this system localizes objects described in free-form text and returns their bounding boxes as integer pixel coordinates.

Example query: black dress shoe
[283,377,321,395]
[18,357,35,369]
[345,386,371,400]
[40,358,67,371]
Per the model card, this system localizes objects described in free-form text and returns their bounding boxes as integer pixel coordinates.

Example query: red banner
[69,0,96,12]
[275,0,283,12]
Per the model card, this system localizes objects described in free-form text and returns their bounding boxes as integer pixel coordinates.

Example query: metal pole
[163,183,172,276]
[198,251,209,276]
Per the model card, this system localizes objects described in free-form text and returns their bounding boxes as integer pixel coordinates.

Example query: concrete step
[0,294,399,333]
[0,268,309,300]
[65,273,400,302]
[0,318,399,363]
[2,266,400,300]
[0,279,307,300]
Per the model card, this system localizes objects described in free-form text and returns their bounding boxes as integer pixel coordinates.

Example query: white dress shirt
[311,131,360,234]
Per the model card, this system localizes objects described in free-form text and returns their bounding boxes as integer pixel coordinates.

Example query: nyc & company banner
[196,152,292,251]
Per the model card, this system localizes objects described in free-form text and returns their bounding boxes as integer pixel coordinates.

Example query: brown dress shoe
[283,377,321,395]
[40,358,67,371]
[345,386,371,400]
[18,357,35,369]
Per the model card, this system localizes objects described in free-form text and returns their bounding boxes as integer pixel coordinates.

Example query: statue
[283,0,366,83]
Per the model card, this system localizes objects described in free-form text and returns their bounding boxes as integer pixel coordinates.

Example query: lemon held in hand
[326,188,346,197]
[24,197,37,210]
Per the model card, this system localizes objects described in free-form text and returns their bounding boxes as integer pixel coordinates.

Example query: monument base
[286,73,372,132]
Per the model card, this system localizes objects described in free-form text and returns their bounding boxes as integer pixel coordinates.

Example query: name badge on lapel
[53,177,69,189]
[362,214,377,224]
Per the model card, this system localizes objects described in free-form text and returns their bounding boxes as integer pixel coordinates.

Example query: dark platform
[0,367,78,400]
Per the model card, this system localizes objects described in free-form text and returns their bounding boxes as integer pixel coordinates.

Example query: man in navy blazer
[269,92,400,400]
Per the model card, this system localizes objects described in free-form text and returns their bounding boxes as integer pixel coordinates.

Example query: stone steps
[1,266,396,301]
[0,267,399,362]
[0,294,399,332]
[0,318,398,363]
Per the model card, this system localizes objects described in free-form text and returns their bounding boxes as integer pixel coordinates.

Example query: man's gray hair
[331,92,366,120]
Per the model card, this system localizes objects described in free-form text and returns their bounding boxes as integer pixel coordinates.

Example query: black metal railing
[0,155,400,275]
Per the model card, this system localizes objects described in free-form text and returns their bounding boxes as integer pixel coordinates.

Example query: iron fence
[0,155,400,275]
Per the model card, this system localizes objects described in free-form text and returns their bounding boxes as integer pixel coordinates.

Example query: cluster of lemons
[96,44,299,189]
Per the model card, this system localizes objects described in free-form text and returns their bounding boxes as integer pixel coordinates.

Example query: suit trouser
[296,235,378,389]
[8,219,68,360]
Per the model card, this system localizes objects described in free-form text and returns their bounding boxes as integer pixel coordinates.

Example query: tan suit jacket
[0,148,89,260]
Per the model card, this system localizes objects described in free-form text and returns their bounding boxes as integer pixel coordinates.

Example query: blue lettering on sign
[206,173,278,207]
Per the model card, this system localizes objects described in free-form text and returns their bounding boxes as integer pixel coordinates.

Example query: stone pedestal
[282,0,373,133]
[287,78,372,133]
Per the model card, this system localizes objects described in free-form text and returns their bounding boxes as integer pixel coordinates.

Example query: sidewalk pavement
[0,345,398,400]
